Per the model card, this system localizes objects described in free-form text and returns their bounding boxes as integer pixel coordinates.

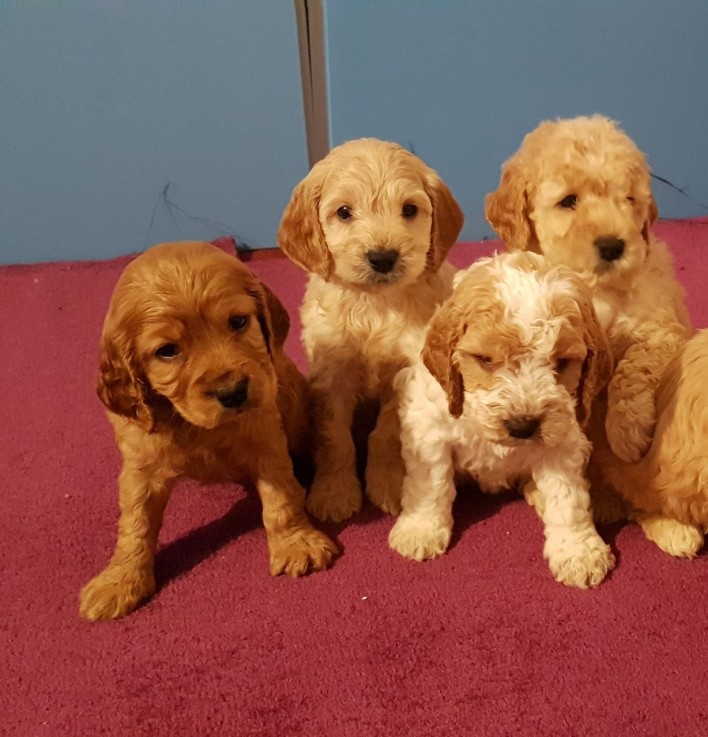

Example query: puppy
[278,138,464,522]
[593,329,708,547]
[79,241,337,621]
[389,252,615,588]
[485,114,702,556]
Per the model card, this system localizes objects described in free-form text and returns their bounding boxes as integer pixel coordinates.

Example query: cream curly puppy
[389,252,615,588]
[278,138,464,522]
[485,114,702,557]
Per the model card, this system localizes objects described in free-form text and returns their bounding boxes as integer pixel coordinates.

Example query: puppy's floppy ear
[575,290,614,428]
[642,193,658,243]
[277,162,333,278]
[421,303,467,418]
[251,280,291,354]
[96,322,156,432]
[424,169,464,271]
[485,158,538,252]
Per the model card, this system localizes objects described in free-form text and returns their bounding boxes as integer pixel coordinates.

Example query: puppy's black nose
[595,236,625,262]
[216,377,249,409]
[505,416,541,440]
[367,248,399,274]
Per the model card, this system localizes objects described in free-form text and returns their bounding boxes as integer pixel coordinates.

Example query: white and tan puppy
[278,138,464,522]
[485,114,701,556]
[389,252,615,588]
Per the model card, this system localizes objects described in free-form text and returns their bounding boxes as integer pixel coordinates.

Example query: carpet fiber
[2,220,708,736]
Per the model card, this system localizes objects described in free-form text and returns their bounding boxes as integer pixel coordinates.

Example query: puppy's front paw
[636,514,704,558]
[79,565,155,621]
[545,534,615,589]
[388,515,452,562]
[306,471,362,522]
[605,396,655,463]
[269,526,338,577]
[365,455,404,516]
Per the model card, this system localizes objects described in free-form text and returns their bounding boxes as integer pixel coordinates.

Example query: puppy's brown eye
[336,206,353,221]
[473,354,494,368]
[402,203,418,219]
[558,194,578,209]
[627,196,635,204]
[155,343,179,360]
[229,315,249,332]
[555,358,571,373]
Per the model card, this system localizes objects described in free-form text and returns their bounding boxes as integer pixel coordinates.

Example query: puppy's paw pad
[79,567,155,621]
[269,528,338,577]
[388,518,451,562]
[548,539,615,589]
[306,473,362,523]
[640,517,704,558]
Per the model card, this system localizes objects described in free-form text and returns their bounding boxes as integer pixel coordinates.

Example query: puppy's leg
[592,390,704,557]
[524,474,626,527]
[388,447,456,561]
[533,467,615,588]
[79,467,174,621]
[365,394,405,516]
[254,429,338,576]
[522,477,545,515]
[605,336,683,463]
[307,386,362,522]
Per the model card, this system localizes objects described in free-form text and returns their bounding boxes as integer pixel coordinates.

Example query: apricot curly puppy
[592,330,708,556]
[79,242,337,621]
[485,114,701,557]
[390,252,615,588]
[278,138,463,522]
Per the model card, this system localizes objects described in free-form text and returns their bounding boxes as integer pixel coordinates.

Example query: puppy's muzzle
[594,236,625,263]
[367,248,399,274]
[504,415,541,440]
[214,377,250,409]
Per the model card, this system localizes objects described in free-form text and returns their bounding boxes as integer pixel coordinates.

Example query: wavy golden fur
[80,241,337,621]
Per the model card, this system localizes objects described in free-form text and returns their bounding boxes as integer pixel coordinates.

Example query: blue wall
[0,2,309,264]
[324,0,708,241]
[3,2,708,264]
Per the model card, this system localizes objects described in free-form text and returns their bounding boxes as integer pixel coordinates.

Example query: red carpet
[2,220,708,736]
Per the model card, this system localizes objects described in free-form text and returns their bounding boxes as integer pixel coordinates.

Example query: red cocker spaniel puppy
[80,241,337,621]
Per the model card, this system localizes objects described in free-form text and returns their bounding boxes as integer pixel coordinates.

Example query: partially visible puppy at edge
[79,242,337,621]
[278,138,464,522]
[593,329,708,541]
[485,114,703,557]
[389,252,615,588]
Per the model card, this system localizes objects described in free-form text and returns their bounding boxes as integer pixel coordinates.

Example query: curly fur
[591,330,708,555]
[485,114,701,556]
[389,252,615,588]
[80,242,337,621]
[278,138,464,522]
